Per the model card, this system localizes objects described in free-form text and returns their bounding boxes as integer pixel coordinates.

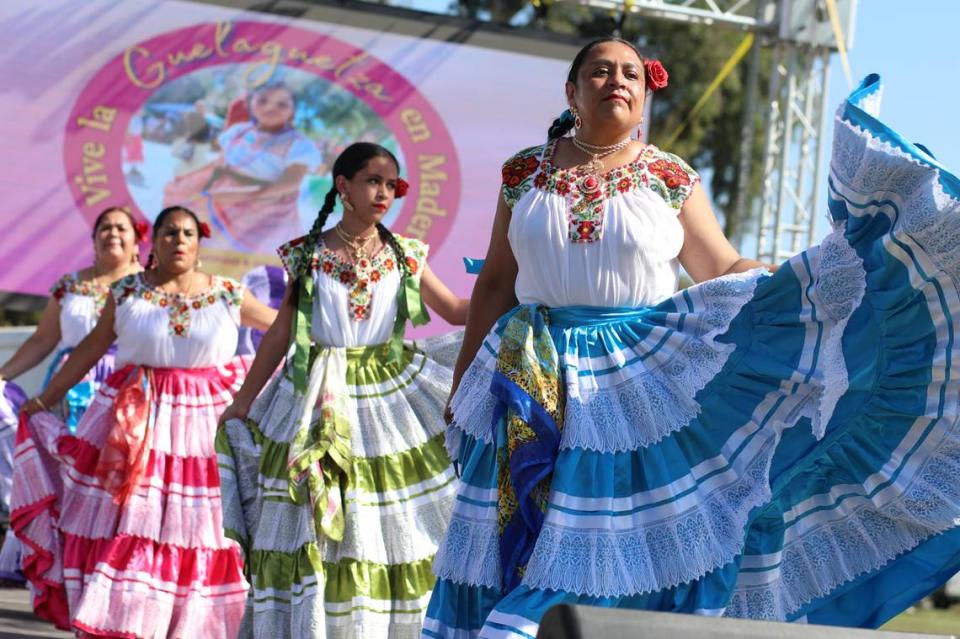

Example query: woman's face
[152,210,200,274]
[251,88,295,131]
[94,210,138,265]
[337,155,400,228]
[566,41,646,133]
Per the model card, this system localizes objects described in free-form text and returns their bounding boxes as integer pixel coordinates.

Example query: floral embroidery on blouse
[277,235,428,322]
[112,273,244,337]
[504,139,699,243]
[50,274,110,316]
[501,145,544,209]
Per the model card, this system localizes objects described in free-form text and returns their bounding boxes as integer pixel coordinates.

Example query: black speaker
[535,605,951,639]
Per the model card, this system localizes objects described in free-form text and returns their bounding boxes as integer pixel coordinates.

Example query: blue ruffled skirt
[424,74,960,637]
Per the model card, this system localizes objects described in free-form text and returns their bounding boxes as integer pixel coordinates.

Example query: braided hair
[306,142,410,279]
[547,36,646,140]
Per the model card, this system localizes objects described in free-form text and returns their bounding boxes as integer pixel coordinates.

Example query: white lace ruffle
[521,435,777,597]
[726,426,960,620]
[432,514,502,589]
[448,271,764,456]
[808,222,866,440]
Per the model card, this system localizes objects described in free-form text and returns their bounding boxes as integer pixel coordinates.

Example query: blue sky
[832,0,958,174]
[813,0,959,243]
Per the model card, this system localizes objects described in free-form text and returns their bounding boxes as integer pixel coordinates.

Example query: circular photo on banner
[65,21,461,280]
[126,64,403,255]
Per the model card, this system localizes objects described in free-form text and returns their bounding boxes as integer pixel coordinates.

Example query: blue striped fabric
[424,75,960,637]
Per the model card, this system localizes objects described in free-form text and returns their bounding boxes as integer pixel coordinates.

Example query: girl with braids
[216,142,468,638]
[425,38,960,637]
[0,206,145,582]
[14,206,277,637]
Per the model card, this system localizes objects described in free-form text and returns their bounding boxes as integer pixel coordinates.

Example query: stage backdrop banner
[0,0,570,334]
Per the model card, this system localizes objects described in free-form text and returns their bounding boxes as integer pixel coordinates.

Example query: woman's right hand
[218,398,251,430]
[20,396,51,418]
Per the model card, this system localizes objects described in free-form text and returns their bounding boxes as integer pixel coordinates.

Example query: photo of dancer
[125,64,400,269]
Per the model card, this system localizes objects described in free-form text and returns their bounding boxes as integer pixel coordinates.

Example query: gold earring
[196,259,203,270]
[571,107,582,130]
[340,193,355,212]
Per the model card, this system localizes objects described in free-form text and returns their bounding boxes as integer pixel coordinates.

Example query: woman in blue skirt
[424,37,960,637]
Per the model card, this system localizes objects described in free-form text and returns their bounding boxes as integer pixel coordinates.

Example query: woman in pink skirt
[14,206,277,638]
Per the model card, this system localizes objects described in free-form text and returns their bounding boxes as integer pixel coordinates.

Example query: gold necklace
[334,223,377,262]
[570,135,632,176]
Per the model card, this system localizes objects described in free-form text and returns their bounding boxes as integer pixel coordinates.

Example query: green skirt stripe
[256,433,451,496]
[250,547,435,602]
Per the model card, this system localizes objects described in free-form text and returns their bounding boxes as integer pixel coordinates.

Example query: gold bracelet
[33,396,48,411]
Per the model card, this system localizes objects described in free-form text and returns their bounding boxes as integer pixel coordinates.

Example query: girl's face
[337,155,400,228]
[251,88,295,131]
[94,210,138,265]
[566,41,646,133]
[152,210,200,273]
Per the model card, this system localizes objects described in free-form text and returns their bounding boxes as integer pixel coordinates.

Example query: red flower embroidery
[370,270,382,282]
[405,256,419,274]
[617,177,632,193]
[173,324,185,335]
[339,270,355,284]
[533,172,548,189]
[383,258,395,271]
[322,261,334,273]
[556,181,571,196]
[648,159,691,190]
[192,300,202,310]
[158,297,168,308]
[502,155,540,188]
[577,221,595,240]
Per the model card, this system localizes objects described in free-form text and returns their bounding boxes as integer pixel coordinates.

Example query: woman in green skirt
[217,142,467,638]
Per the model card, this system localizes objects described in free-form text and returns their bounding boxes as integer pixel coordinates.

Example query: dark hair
[91,206,137,239]
[305,142,410,280]
[547,37,645,139]
[152,206,202,240]
[248,82,296,129]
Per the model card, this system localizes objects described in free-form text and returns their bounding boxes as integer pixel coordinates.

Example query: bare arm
[239,290,279,332]
[257,165,308,199]
[219,285,294,425]
[0,298,62,381]
[677,183,770,282]
[450,193,519,396]
[28,299,117,412]
[420,264,469,326]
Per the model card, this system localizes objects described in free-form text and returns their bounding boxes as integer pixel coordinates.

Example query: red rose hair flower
[395,177,409,198]
[133,221,150,241]
[644,59,669,92]
[198,222,212,239]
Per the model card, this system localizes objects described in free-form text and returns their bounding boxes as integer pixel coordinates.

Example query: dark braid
[376,223,410,279]
[548,111,576,140]
[546,36,646,139]
[305,187,338,254]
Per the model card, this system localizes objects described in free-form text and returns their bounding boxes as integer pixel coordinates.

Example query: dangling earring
[636,116,645,140]
[340,193,355,212]
[571,107,582,130]
[195,258,203,270]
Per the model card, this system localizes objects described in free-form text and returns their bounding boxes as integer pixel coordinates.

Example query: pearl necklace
[570,135,632,176]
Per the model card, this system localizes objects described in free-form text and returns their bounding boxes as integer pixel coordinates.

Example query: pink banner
[0,0,568,334]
